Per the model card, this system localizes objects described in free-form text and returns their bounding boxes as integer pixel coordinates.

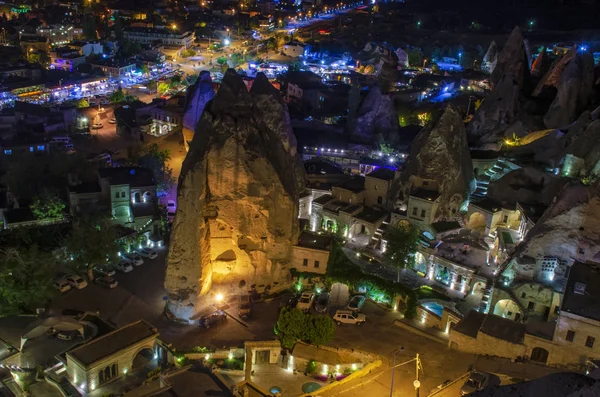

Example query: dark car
[239,295,252,320]
[198,310,227,329]
[315,292,330,313]
[279,293,298,310]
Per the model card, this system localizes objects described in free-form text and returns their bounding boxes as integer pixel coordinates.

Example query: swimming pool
[422,301,444,317]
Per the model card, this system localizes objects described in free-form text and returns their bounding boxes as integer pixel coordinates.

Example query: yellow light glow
[215,293,224,302]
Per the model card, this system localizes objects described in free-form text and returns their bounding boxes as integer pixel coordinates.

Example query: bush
[275,307,335,349]
[180,48,196,58]
[306,360,317,374]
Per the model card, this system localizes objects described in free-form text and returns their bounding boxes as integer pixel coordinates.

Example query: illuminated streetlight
[215,293,224,302]
[172,24,177,29]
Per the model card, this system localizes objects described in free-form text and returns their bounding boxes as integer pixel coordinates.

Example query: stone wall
[449,329,527,359]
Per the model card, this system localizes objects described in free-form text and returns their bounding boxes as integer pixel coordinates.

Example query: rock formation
[515,180,600,264]
[562,117,600,178]
[482,41,498,74]
[397,105,475,219]
[182,71,215,148]
[543,51,595,129]
[395,47,409,69]
[532,47,575,97]
[487,167,568,207]
[490,27,531,89]
[165,71,304,318]
[466,74,520,145]
[353,85,399,145]
[530,48,549,78]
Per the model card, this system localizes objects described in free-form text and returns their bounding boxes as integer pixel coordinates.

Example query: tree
[180,48,196,58]
[82,13,97,40]
[27,51,49,67]
[132,143,175,195]
[63,215,119,281]
[139,64,149,75]
[275,307,336,348]
[216,56,227,65]
[379,143,394,155]
[147,80,158,92]
[170,75,181,88]
[407,48,423,67]
[31,193,66,220]
[109,86,126,104]
[76,98,90,108]
[157,82,170,95]
[384,223,420,282]
[0,247,56,315]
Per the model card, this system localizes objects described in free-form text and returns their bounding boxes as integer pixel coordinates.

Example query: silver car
[315,292,330,313]
[460,372,489,395]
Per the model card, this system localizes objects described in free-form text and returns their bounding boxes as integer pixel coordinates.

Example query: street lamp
[389,349,422,397]
[172,24,177,30]
[458,51,462,65]
[215,293,224,303]
[417,20,421,28]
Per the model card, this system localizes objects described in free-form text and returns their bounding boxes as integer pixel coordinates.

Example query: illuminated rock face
[165,71,304,317]
[397,105,475,220]
[181,71,215,149]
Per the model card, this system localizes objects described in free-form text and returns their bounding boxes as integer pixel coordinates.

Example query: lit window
[3,149,11,155]
[37,145,45,151]
[29,146,34,152]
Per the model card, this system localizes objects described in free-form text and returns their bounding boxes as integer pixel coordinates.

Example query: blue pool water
[422,302,444,317]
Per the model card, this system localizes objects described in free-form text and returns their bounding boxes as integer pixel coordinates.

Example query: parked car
[65,274,88,289]
[136,247,158,259]
[95,276,118,289]
[333,310,366,326]
[315,292,330,313]
[113,260,134,273]
[460,372,489,396]
[167,200,176,215]
[53,278,71,293]
[347,295,366,311]
[239,294,252,319]
[122,253,144,266]
[198,310,227,329]
[279,293,298,310]
[56,330,83,341]
[296,292,315,312]
[93,264,116,277]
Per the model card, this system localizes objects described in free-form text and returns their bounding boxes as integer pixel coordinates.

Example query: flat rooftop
[67,320,158,366]
[562,262,600,322]
[410,188,439,201]
[297,231,332,251]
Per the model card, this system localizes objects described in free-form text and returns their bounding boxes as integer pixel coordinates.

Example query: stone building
[291,231,332,275]
[450,262,600,367]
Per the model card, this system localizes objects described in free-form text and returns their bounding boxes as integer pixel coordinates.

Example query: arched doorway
[493,299,522,321]
[142,191,152,203]
[530,347,549,364]
[468,212,487,230]
[132,347,155,371]
[471,281,486,295]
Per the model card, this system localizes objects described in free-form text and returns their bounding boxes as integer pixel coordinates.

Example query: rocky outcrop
[490,27,531,89]
[353,85,399,145]
[466,74,520,145]
[359,42,399,85]
[543,52,595,129]
[482,41,498,74]
[395,47,409,69]
[487,167,568,207]
[532,47,575,97]
[182,71,215,148]
[515,180,600,264]
[530,48,549,78]
[397,105,474,219]
[165,71,304,317]
[562,117,600,178]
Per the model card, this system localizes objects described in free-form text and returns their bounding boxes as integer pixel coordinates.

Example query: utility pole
[415,353,421,397]
[389,350,422,397]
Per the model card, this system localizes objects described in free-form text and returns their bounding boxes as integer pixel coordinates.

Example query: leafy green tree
[180,48,196,58]
[276,307,309,348]
[27,51,49,67]
[170,75,181,88]
[230,53,243,67]
[147,80,158,92]
[76,98,90,108]
[157,82,170,95]
[309,315,335,346]
[379,143,394,155]
[109,86,126,104]
[0,247,56,315]
[216,56,227,65]
[407,48,423,67]
[275,307,336,348]
[63,215,119,281]
[31,194,66,220]
[139,64,149,75]
[132,143,175,195]
[384,223,420,282]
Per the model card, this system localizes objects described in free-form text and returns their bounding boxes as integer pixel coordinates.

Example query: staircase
[472,158,516,199]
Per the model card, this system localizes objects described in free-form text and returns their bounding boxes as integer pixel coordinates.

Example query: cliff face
[466,74,520,145]
[165,71,304,317]
[532,48,575,97]
[515,180,600,263]
[353,85,400,145]
[543,52,595,129]
[182,71,216,147]
[482,41,498,74]
[398,105,474,219]
[490,27,531,89]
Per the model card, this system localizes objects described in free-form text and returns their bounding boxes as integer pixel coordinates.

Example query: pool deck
[245,364,327,396]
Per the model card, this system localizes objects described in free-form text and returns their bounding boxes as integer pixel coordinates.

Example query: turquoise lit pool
[422,302,444,317]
